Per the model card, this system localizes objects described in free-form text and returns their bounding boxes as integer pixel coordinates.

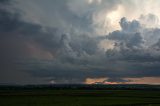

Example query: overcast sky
[0,0,160,84]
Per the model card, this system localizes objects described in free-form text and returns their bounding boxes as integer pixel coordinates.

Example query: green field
[0,89,160,106]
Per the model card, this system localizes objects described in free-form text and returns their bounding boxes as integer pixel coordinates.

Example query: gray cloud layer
[0,0,160,84]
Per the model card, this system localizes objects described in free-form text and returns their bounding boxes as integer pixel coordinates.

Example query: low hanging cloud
[0,0,160,84]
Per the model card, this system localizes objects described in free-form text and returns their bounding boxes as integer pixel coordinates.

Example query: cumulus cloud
[0,0,160,84]
[0,0,103,84]
[104,16,160,82]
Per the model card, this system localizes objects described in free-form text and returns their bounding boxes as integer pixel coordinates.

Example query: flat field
[0,89,160,106]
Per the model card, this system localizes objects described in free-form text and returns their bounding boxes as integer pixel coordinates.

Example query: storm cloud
[0,0,160,84]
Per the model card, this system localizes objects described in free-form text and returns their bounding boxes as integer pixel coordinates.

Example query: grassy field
[0,89,160,106]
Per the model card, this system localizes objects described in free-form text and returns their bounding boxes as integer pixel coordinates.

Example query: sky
[0,0,160,85]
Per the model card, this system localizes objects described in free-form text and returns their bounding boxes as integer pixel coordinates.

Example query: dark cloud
[104,17,160,81]
[0,0,63,84]
[0,0,102,84]
[120,17,141,32]
[0,0,160,84]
